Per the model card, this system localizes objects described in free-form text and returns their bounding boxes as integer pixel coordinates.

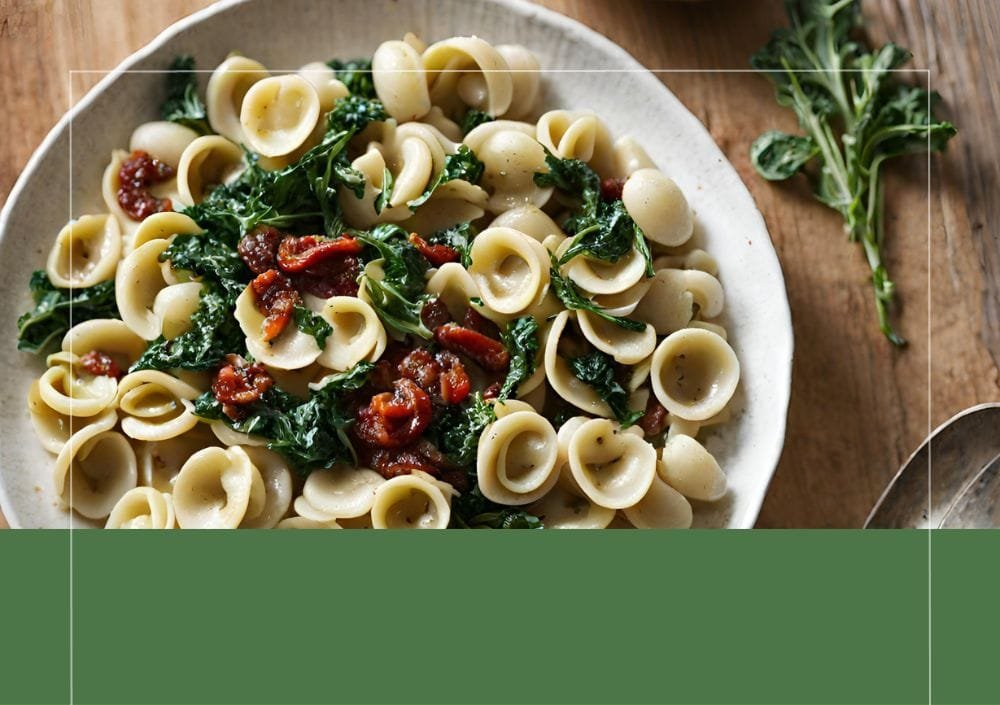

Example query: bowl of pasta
[0,0,792,529]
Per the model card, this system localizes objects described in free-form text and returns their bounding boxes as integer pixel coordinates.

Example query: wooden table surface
[1,0,997,527]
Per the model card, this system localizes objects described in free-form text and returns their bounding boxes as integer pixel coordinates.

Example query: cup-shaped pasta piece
[568,418,657,509]
[400,179,489,234]
[240,75,321,158]
[297,61,349,112]
[312,296,387,371]
[277,516,342,529]
[61,319,147,373]
[527,470,617,529]
[622,168,694,247]
[688,320,728,339]
[576,310,655,365]
[544,312,612,417]
[131,211,202,253]
[489,205,562,242]
[468,227,550,315]
[650,328,739,422]
[46,215,121,289]
[613,136,657,178]
[561,244,648,296]
[302,464,385,519]
[234,286,322,370]
[138,427,220,491]
[116,370,201,441]
[592,278,652,317]
[653,248,719,277]
[176,135,245,207]
[237,446,293,529]
[173,446,266,529]
[423,36,513,117]
[293,495,340,522]
[206,55,269,144]
[477,410,559,505]
[116,238,172,340]
[373,40,432,121]
[151,282,203,340]
[632,269,724,335]
[495,44,541,120]
[27,380,75,453]
[425,263,480,319]
[490,399,536,418]
[61,430,137,520]
[659,435,727,501]
[209,420,267,448]
[338,147,413,227]
[471,128,553,213]
[129,120,199,169]
[106,487,176,529]
[38,352,119,418]
[622,473,693,529]
[536,110,615,176]
[53,408,117,493]
[370,473,451,529]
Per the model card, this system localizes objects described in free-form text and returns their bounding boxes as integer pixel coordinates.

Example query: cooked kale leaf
[567,350,642,427]
[293,305,333,349]
[355,224,434,339]
[326,58,376,98]
[326,95,387,134]
[160,55,211,135]
[750,0,956,344]
[16,271,119,356]
[406,145,485,210]
[497,316,539,402]
[195,362,374,473]
[427,392,496,468]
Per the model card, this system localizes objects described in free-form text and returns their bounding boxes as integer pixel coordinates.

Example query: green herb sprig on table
[750,0,956,345]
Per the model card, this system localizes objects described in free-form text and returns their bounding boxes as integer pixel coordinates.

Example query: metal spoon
[864,403,1000,528]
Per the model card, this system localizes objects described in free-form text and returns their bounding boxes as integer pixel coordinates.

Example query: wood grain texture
[0,0,996,527]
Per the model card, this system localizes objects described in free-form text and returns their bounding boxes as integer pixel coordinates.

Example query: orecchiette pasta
[206,55,269,144]
[20,36,738,531]
[46,215,121,289]
[370,473,451,529]
[173,446,266,529]
[106,487,176,529]
[650,328,740,422]
[567,418,657,509]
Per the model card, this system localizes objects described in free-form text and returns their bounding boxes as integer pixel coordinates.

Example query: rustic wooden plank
[0,0,996,528]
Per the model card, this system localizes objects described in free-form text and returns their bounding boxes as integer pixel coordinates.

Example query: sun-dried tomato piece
[355,378,433,448]
[238,227,283,275]
[211,354,274,420]
[117,150,175,221]
[398,348,439,392]
[482,382,501,400]
[639,395,670,436]
[79,350,122,378]
[366,446,440,479]
[599,177,626,202]
[434,323,510,372]
[461,307,501,339]
[250,269,300,342]
[420,297,452,330]
[291,255,362,298]
[436,351,470,405]
[408,232,460,267]
[277,235,364,273]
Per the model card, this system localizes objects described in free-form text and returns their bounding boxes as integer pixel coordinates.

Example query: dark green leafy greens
[354,224,434,339]
[406,145,485,210]
[427,221,475,268]
[459,109,494,135]
[548,255,646,332]
[567,351,642,427]
[497,316,539,401]
[535,152,653,276]
[160,55,211,135]
[16,272,119,355]
[195,362,373,473]
[293,305,333,349]
[750,0,956,345]
[326,58,376,98]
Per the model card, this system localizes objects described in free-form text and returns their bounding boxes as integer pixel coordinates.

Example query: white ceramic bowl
[0,0,792,528]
